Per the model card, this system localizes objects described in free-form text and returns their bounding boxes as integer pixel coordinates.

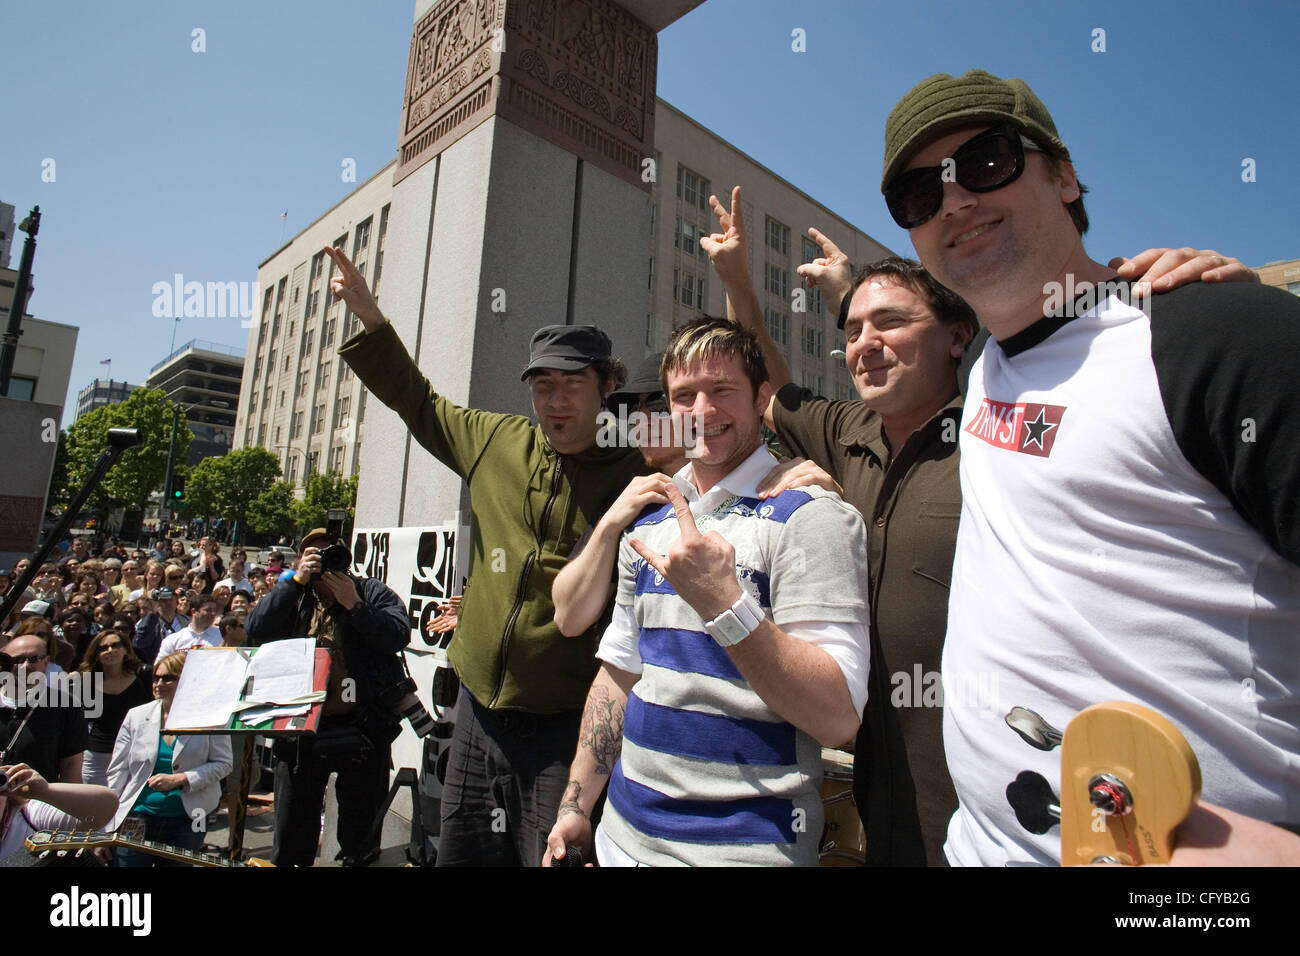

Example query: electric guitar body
[26,829,275,867]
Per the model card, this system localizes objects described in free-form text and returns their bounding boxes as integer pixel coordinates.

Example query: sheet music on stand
[165,641,323,732]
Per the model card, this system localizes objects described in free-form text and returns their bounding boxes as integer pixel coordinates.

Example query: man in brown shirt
[703,185,1255,865]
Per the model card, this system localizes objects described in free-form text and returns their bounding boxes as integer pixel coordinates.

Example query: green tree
[293,471,358,532]
[63,389,192,516]
[177,446,282,541]
[178,457,222,522]
[221,447,283,535]
[246,480,298,540]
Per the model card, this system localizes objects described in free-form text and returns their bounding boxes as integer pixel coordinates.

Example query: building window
[673,218,708,261]
[287,456,297,484]
[318,361,331,391]
[649,202,657,236]
[378,204,390,240]
[257,423,266,446]
[266,349,276,374]
[282,353,290,372]
[252,357,261,380]
[310,252,325,281]
[313,403,326,435]
[330,444,345,472]
[323,315,336,345]
[249,391,258,414]
[766,217,790,256]
[335,394,351,428]
[674,268,705,310]
[278,390,286,408]
[765,262,789,300]
[262,287,274,321]
[6,376,36,400]
[765,308,789,347]
[273,425,281,444]
[803,325,823,357]
[648,257,655,292]
[646,313,655,348]
[675,165,710,212]
[353,218,372,256]
[801,236,819,266]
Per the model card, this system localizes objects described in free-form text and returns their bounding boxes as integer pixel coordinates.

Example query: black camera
[318,544,352,575]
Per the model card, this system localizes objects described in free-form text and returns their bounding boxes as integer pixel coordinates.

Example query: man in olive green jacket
[325,246,646,866]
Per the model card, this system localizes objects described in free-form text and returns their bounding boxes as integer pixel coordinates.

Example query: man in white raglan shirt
[879,69,1300,865]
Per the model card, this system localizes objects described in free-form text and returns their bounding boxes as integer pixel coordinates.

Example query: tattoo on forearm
[558,780,584,817]
[579,685,625,775]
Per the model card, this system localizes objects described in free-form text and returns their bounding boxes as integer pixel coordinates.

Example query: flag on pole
[281,210,287,220]
[99,359,111,365]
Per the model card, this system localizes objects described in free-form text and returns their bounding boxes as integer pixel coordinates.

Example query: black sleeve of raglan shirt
[1150,282,1300,566]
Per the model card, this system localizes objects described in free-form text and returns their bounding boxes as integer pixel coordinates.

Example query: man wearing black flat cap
[324,245,646,866]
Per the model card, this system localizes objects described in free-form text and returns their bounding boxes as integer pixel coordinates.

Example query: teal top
[131,735,186,817]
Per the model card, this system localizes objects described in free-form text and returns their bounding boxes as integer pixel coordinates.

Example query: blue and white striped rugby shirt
[597,444,872,865]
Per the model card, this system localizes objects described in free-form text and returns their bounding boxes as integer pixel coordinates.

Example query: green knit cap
[881,69,1069,191]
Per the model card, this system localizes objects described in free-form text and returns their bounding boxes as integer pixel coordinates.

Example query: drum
[819,747,865,866]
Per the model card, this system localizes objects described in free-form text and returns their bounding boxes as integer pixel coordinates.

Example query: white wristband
[703,590,764,647]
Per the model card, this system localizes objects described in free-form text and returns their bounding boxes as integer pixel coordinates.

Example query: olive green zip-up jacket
[340,323,647,713]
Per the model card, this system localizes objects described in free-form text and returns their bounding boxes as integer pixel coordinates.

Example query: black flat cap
[520,325,612,380]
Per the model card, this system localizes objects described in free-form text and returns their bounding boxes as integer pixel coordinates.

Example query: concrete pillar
[354,0,702,529]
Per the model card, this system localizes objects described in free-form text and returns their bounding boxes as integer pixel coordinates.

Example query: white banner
[348,521,469,813]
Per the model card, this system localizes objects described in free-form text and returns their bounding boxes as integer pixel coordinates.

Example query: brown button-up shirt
[772,383,962,866]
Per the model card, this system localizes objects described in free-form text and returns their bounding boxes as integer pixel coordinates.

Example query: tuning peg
[1005,706,1064,751]
[1006,770,1061,835]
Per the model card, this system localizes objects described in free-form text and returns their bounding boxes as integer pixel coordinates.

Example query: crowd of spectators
[0,535,294,864]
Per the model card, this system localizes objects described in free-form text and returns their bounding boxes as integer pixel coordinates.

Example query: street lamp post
[0,206,41,397]
[275,444,308,485]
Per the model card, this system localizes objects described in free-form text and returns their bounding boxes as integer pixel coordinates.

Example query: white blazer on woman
[107,699,232,832]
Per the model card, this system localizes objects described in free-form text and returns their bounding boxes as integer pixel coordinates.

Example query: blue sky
[2,0,1295,416]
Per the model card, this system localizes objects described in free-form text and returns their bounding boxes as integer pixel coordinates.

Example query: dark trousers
[436,688,580,867]
[271,717,391,867]
[113,813,204,868]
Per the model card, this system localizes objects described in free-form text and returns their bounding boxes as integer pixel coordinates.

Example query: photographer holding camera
[245,528,411,867]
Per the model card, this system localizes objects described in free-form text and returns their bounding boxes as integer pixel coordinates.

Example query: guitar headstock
[1059,701,1201,866]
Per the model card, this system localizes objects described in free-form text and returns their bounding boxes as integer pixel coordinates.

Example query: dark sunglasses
[152,673,179,684]
[884,126,1044,229]
[98,641,124,652]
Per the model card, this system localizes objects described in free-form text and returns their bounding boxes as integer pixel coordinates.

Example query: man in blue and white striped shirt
[547,318,872,866]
